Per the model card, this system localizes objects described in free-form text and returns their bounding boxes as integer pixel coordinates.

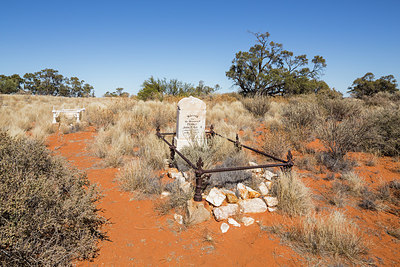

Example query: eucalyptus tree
[226,32,327,96]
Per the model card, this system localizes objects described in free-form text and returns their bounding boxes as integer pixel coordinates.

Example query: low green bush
[0,132,107,266]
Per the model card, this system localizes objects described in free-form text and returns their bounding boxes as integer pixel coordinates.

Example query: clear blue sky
[1,0,399,96]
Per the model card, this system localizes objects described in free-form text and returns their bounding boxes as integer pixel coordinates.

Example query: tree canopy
[0,74,24,94]
[226,32,328,96]
[0,69,94,97]
[137,77,219,100]
[348,72,398,98]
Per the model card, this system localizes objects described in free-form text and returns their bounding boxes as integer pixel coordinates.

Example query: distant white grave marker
[174,96,206,150]
[52,108,85,123]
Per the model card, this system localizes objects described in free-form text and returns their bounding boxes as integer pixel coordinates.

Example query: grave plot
[155,96,294,231]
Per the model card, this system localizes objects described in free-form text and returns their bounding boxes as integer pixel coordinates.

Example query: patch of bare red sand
[46,128,303,266]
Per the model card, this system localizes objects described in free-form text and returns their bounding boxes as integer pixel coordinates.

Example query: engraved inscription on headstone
[174,96,206,150]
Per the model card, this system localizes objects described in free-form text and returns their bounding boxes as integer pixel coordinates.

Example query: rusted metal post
[156,126,161,138]
[282,150,294,172]
[169,138,176,167]
[210,124,215,137]
[235,133,242,151]
[193,157,204,202]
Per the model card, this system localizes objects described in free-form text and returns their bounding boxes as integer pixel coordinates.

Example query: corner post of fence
[235,133,242,151]
[283,149,294,172]
[169,138,176,167]
[156,126,161,138]
[193,157,204,202]
[210,124,215,137]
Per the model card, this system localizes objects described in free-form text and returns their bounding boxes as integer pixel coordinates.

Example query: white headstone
[174,96,206,150]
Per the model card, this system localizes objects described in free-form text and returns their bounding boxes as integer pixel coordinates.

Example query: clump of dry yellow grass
[285,211,368,262]
[271,171,313,217]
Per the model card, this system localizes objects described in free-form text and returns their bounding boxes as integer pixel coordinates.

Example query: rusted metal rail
[156,125,294,202]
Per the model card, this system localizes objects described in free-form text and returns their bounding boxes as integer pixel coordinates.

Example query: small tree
[348,72,398,98]
[226,32,327,96]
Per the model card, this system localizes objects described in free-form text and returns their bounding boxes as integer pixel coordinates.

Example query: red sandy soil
[46,128,400,266]
[47,128,303,266]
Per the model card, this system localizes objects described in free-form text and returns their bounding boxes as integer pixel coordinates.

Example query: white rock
[227,218,241,227]
[221,222,230,233]
[163,159,170,169]
[171,172,186,184]
[246,186,261,198]
[206,187,226,207]
[263,170,276,181]
[258,182,269,196]
[264,196,279,207]
[242,216,255,226]
[160,191,171,199]
[186,200,211,225]
[222,189,239,203]
[179,181,192,194]
[213,204,239,221]
[174,213,183,224]
[268,207,277,212]
[249,161,262,173]
[265,181,272,190]
[237,183,249,199]
[239,198,267,213]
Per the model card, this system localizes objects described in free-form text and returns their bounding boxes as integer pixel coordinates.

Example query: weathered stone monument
[174,96,206,150]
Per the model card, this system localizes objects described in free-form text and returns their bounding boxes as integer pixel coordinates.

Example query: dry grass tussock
[284,211,368,262]
[89,100,174,167]
[154,181,194,216]
[207,101,258,130]
[117,159,162,195]
[271,171,313,217]
[340,172,365,196]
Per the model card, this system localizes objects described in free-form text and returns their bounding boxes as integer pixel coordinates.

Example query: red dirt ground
[46,128,400,266]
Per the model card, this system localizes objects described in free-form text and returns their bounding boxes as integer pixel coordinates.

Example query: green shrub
[208,152,251,189]
[240,96,271,117]
[263,125,291,159]
[364,107,400,156]
[317,116,369,170]
[282,98,323,145]
[319,98,363,121]
[0,132,107,266]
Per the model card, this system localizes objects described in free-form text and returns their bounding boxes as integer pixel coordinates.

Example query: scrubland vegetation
[1,85,400,265]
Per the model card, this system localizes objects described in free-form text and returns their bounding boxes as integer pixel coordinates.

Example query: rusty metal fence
[156,125,294,202]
